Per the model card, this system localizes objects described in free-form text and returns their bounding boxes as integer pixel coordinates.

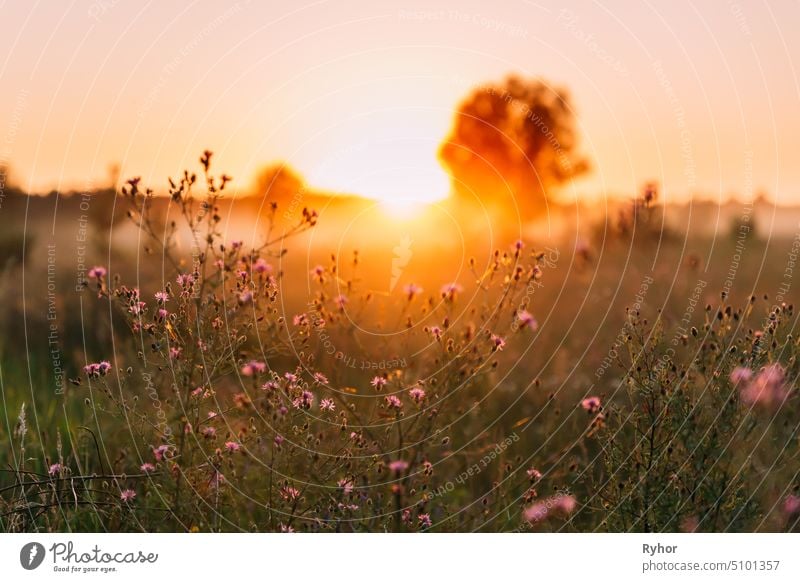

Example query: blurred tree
[251,163,305,204]
[439,75,589,218]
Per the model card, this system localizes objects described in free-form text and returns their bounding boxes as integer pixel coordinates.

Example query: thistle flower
[140,462,156,473]
[517,310,538,331]
[370,376,387,390]
[224,441,241,453]
[241,360,267,376]
[120,489,136,502]
[491,334,506,351]
[385,395,403,409]
[418,513,432,528]
[581,396,602,414]
[48,463,63,476]
[739,363,789,410]
[409,387,426,404]
[388,460,409,474]
[320,398,336,411]
[403,283,423,300]
[88,266,107,279]
[154,291,169,304]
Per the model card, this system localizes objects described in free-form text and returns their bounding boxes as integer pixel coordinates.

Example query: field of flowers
[1,154,799,533]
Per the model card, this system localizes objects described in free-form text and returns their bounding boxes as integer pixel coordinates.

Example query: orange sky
[1,0,799,205]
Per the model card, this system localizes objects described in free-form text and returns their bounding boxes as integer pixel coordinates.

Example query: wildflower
[514,240,524,251]
[418,513,432,528]
[371,376,387,390]
[230,240,243,250]
[280,524,294,532]
[152,444,171,462]
[169,347,182,360]
[730,367,753,384]
[48,463,63,476]
[191,386,204,397]
[338,478,354,495]
[739,363,789,410]
[313,372,329,384]
[527,468,542,481]
[253,258,272,274]
[129,301,147,315]
[491,334,506,351]
[241,360,267,376]
[517,310,538,331]
[84,361,111,378]
[292,313,308,326]
[201,427,216,439]
[156,308,168,321]
[440,282,463,302]
[88,266,107,279]
[280,486,300,501]
[385,395,403,409]
[320,398,336,412]
[783,495,800,517]
[140,463,156,473]
[388,460,409,474]
[120,489,136,503]
[429,326,443,340]
[176,273,195,288]
[292,390,314,409]
[409,387,426,404]
[310,265,325,281]
[261,380,279,392]
[581,396,602,414]
[523,494,577,523]
[224,441,241,453]
[154,291,169,304]
[274,434,284,446]
[403,283,423,300]
[334,294,348,309]
[238,290,253,304]
[680,515,699,533]
[284,372,298,383]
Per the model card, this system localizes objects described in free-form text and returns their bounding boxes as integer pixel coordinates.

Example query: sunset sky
[1,0,798,205]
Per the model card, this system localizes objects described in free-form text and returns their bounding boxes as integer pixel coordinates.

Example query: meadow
[2,153,799,532]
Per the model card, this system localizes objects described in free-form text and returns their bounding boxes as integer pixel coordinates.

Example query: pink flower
[280,485,300,501]
[224,441,241,453]
[403,283,423,300]
[83,361,111,378]
[154,291,169,304]
[176,273,195,288]
[388,460,409,474]
[409,387,426,404]
[517,310,538,330]
[527,468,542,481]
[730,367,753,384]
[338,478,354,495]
[201,427,216,438]
[120,489,136,502]
[140,463,156,473]
[310,265,325,281]
[739,363,789,410]
[334,294,348,309]
[292,313,308,326]
[491,334,506,351]
[88,266,107,279]
[783,495,800,516]
[261,380,279,392]
[48,463,63,476]
[169,347,182,360]
[440,282,463,301]
[320,398,336,411]
[253,258,272,274]
[581,396,602,414]
[292,390,314,409]
[429,326,443,340]
[385,395,403,409]
[313,372,329,384]
[523,494,577,523]
[238,290,253,304]
[241,360,267,376]
[274,434,284,446]
[418,513,432,528]
[371,376,387,390]
[152,444,171,462]
[156,308,168,321]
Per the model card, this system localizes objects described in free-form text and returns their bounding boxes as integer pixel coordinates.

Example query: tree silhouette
[439,75,589,218]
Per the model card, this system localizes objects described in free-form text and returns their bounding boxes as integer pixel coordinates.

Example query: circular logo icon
[20,542,46,570]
